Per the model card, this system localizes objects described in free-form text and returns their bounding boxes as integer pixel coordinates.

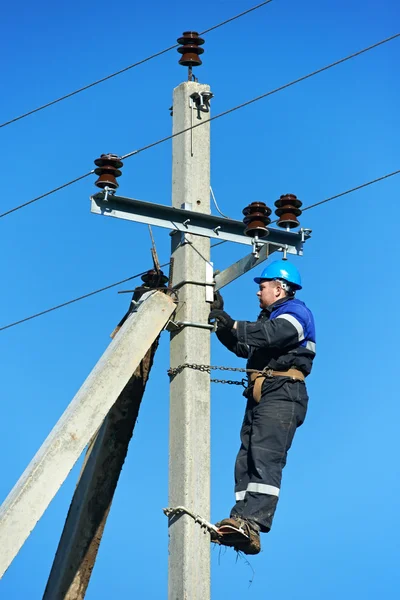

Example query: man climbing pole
[210,259,316,555]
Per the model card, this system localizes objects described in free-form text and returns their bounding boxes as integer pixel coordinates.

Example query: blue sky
[1,0,399,597]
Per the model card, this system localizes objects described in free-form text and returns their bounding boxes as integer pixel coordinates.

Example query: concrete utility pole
[0,291,175,579]
[168,78,212,599]
[43,276,167,600]
[43,338,160,600]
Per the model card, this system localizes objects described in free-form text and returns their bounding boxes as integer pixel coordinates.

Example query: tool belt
[250,368,305,403]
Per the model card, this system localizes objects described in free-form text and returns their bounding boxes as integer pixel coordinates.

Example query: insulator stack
[94,154,123,190]
[242,202,272,238]
[274,194,302,229]
[141,269,169,287]
[177,31,205,68]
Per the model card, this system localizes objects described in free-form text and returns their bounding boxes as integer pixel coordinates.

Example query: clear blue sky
[1,0,399,597]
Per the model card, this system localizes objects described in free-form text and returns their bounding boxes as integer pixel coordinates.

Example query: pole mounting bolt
[274,194,302,229]
[242,202,271,238]
[177,31,205,80]
[94,154,123,190]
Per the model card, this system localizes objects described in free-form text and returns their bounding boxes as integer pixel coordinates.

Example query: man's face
[256,280,281,309]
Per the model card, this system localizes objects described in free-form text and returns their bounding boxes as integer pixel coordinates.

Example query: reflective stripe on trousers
[230,378,308,532]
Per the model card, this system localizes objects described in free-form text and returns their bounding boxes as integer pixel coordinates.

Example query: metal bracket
[91,192,309,254]
[301,228,312,242]
[172,272,215,303]
[163,506,219,536]
[189,91,213,115]
[166,320,215,332]
[102,186,116,203]
[205,262,214,303]
[251,235,264,259]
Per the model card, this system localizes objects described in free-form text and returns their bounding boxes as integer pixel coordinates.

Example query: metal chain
[167,362,265,387]
[210,377,246,386]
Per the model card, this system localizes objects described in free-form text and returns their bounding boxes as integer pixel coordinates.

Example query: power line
[212,168,400,244]
[0,265,169,332]
[1,169,398,332]
[0,0,274,130]
[1,32,398,220]
[301,169,400,213]
[0,172,94,219]
[121,32,400,160]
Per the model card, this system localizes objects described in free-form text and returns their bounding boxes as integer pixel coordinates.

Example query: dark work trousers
[230,377,308,532]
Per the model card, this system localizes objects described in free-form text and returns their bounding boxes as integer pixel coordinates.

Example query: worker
[209,259,316,555]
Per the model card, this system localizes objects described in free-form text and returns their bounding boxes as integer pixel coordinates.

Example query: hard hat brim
[253,276,302,290]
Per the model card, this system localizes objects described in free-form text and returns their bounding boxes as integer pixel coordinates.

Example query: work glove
[209,309,235,330]
[210,290,224,310]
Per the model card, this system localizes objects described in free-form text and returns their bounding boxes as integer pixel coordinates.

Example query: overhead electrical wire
[1,169,398,333]
[0,172,94,218]
[301,169,400,213]
[120,32,400,161]
[0,264,170,332]
[0,0,274,130]
[1,32,397,221]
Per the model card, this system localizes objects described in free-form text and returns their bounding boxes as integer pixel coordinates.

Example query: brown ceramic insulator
[141,269,168,287]
[274,194,302,229]
[94,154,123,190]
[242,202,272,238]
[177,31,205,67]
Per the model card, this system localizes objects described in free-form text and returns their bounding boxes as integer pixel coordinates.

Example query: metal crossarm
[90,191,310,254]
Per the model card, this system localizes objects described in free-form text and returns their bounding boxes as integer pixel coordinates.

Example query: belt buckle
[264,368,274,378]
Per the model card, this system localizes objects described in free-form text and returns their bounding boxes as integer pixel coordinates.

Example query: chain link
[167,362,264,387]
[210,377,246,386]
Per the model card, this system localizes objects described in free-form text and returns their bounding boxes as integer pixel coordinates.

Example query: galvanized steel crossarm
[90,191,307,252]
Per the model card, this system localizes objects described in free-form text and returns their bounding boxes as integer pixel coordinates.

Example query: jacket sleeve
[235,312,305,350]
[215,326,250,358]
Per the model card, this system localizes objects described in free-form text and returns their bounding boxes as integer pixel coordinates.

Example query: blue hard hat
[254,260,302,290]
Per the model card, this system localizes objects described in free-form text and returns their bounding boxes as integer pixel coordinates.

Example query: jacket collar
[261,295,293,317]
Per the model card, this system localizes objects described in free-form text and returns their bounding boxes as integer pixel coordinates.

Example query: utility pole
[43,343,159,600]
[43,274,167,600]
[168,32,212,600]
[0,291,175,579]
[0,29,311,592]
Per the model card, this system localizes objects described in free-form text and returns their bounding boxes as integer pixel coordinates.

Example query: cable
[213,168,400,241]
[1,169,398,332]
[0,171,94,219]
[0,0,273,130]
[2,32,398,220]
[210,185,230,218]
[0,264,170,332]
[301,169,400,213]
[121,33,400,160]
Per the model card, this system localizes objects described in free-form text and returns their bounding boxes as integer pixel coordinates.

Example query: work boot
[215,517,261,555]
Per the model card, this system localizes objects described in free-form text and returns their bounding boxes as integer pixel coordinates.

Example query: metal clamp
[102,186,116,203]
[251,235,264,259]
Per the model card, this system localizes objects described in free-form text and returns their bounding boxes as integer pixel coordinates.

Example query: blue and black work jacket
[216,296,316,378]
